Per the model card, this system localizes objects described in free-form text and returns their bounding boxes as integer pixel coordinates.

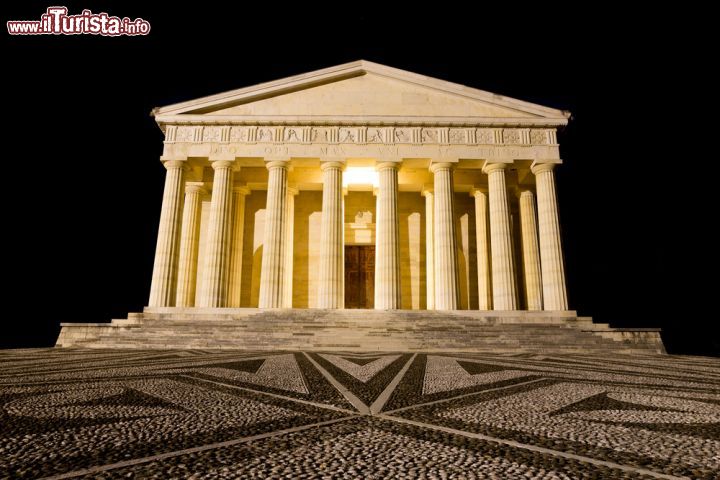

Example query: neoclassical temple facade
[148,61,570,312]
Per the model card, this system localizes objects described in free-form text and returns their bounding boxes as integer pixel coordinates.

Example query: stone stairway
[56,308,665,354]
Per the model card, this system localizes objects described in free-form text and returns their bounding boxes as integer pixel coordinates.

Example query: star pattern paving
[0,349,718,479]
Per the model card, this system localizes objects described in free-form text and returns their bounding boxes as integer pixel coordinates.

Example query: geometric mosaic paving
[0,349,718,478]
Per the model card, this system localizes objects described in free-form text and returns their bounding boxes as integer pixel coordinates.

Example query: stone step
[128,320,573,327]
[57,309,665,354]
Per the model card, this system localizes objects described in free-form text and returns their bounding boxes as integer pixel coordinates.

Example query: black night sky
[3,2,716,355]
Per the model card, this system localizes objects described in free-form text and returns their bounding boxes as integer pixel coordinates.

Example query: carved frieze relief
[531,129,549,145]
[175,126,196,142]
[502,128,521,144]
[167,125,557,147]
[202,126,221,143]
[448,128,466,144]
[476,128,494,144]
[421,128,437,143]
[366,127,384,143]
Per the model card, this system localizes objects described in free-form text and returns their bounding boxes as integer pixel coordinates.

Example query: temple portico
[146,61,570,313]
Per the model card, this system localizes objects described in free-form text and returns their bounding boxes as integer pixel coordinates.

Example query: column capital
[162,159,188,170]
[470,187,488,198]
[429,161,455,173]
[185,182,207,195]
[320,160,345,171]
[421,187,434,197]
[375,161,400,172]
[531,162,557,175]
[520,189,535,198]
[233,185,251,195]
[482,162,510,174]
[287,186,299,196]
[265,160,289,171]
[210,160,235,170]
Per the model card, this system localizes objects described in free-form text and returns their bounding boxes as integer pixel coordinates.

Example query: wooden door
[345,245,375,308]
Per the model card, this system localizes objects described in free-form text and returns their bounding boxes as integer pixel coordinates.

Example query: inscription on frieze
[318,146,347,156]
[264,145,290,156]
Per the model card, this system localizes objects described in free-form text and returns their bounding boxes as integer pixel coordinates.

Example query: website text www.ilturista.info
[7,7,150,36]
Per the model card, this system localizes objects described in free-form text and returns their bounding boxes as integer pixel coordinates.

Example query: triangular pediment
[153,61,569,126]
[201,74,536,118]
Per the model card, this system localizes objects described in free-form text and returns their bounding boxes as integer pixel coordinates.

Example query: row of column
[462,163,567,311]
[147,159,296,310]
[148,159,567,311]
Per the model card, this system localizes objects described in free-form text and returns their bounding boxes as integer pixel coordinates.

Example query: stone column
[519,190,543,310]
[198,160,235,308]
[176,183,206,308]
[149,160,186,307]
[227,186,250,308]
[374,162,401,309]
[484,163,518,310]
[531,163,568,310]
[422,189,435,310]
[471,188,492,310]
[259,160,288,308]
[431,162,460,310]
[318,162,345,308]
[283,187,298,308]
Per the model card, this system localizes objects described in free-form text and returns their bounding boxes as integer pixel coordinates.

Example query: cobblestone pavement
[1,350,718,479]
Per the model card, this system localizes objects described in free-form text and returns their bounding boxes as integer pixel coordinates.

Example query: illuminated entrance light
[343,167,379,188]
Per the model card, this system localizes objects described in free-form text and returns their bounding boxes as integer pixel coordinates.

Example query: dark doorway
[345,245,375,309]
